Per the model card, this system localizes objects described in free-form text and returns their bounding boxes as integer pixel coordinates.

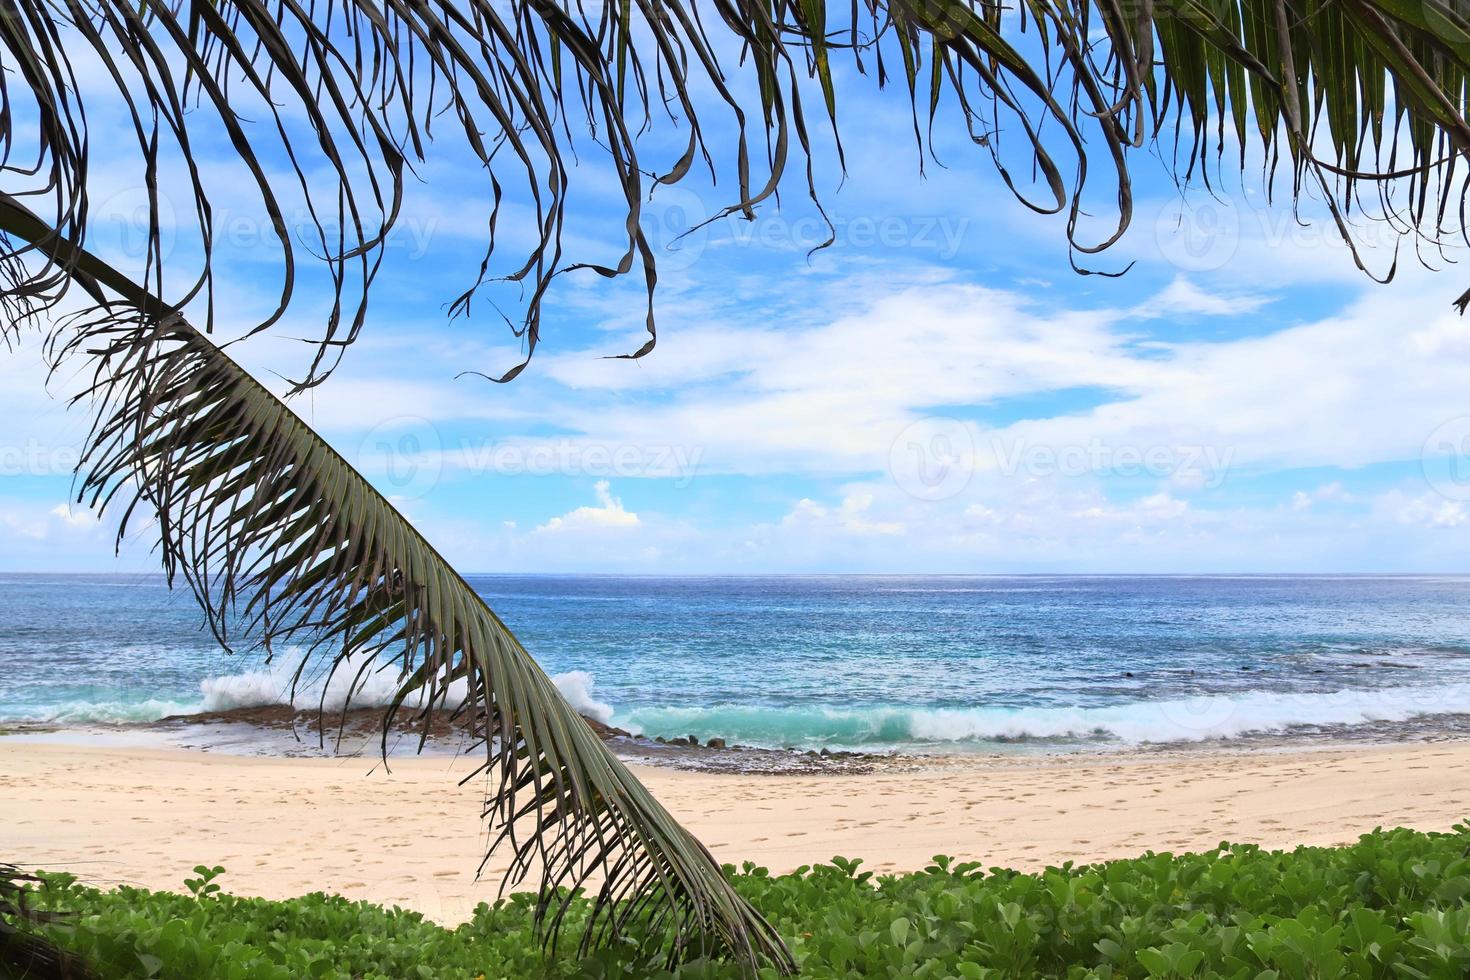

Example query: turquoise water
[4,573,1470,751]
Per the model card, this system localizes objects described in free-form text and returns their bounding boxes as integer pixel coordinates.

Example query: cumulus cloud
[1128,276,1270,320]
[781,491,905,536]
[0,502,102,542]
[48,505,99,530]
[1381,491,1468,529]
[1292,482,1353,511]
[536,480,640,533]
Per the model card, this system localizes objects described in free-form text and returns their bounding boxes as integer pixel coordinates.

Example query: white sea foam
[615,682,1470,749]
[18,663,1470,750]
[15,697,202,725]
[551,670,615,724]
[192,658,618,720]
[14,655,615,727]
[194,653,465,713]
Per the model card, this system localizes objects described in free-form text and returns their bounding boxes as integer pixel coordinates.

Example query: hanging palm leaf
[0,195,793,971]
[5,0,1470,380]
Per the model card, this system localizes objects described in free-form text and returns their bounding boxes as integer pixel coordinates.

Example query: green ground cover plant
[15,825,1470,979]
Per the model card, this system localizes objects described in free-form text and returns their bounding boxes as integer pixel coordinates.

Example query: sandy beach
[5,737,1469,924]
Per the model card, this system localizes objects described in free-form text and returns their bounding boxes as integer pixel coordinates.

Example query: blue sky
[5,51,1470,573]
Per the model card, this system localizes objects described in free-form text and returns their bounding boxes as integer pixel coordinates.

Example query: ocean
[4,573,1470,753]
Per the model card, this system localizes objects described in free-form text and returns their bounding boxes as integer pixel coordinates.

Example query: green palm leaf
[0,196,792,973]
[7,0,1470,384]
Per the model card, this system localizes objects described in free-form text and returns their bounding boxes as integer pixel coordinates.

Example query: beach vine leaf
[183,867,225,901]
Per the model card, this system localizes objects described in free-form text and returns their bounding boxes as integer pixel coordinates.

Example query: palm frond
[0,195,792,972]
[5,0,1470,379]
[1,865,96,980]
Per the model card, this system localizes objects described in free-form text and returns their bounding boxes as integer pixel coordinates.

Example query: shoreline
[9,702,1470,773]
[6,735,1470,924]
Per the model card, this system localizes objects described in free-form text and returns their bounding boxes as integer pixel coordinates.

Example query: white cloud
[1292,482,1353,511]
[8,193,1470,573]
[48,504,99,530]
[0,502,103,542]
[963,502,998,522]
[536,480,640,533]
[1382,491,1469,529]
[1136,492,1189,520]
[1129,277,1269,319]
[781,491,904,536]
[395,267,1470,497]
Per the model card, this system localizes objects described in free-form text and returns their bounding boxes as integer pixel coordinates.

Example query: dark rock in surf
[582,716,631,740]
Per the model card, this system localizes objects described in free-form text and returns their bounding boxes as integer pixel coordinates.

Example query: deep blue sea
[4,573,1470,752]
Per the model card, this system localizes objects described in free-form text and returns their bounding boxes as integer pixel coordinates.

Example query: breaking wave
[16,660,1470,753]
[615,682,1470,749]
[8,657,616,727]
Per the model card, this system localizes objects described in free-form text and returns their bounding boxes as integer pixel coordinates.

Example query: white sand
[6,739,1469,923]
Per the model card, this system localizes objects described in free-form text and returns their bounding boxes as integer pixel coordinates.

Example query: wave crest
[616,683,1470,749]
[16,664,1470,751]
[13,656,616,727]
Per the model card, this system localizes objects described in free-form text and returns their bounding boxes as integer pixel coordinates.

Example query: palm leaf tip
[42,294,793,973]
